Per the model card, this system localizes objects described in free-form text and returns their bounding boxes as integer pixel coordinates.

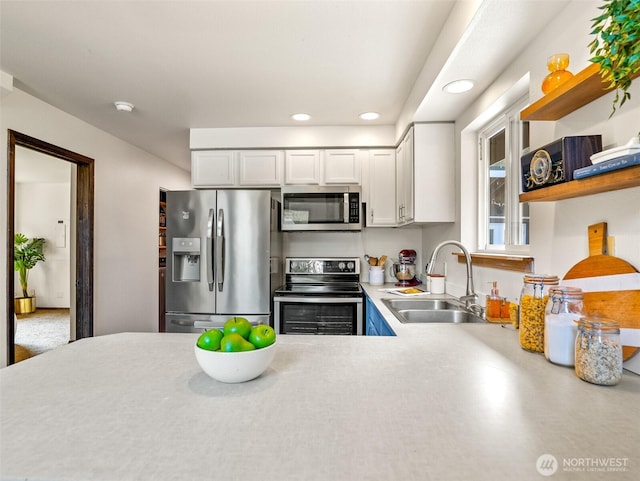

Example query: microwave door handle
[216,208,225,292]
[343,193,349,223]
[206,208,215,291]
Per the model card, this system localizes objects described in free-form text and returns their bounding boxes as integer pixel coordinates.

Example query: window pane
[518,120,530,245]
[488,129,505,246]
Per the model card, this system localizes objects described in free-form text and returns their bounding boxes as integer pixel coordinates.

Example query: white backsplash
[283,227,424,283]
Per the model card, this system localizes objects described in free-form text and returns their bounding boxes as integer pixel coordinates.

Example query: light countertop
[1,294,639,480]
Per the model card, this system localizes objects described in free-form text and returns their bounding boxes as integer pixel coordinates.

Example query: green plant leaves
[589,0,640,116]
[14,233,46,298]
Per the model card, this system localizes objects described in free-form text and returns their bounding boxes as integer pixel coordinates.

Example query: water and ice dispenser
[172,237,201,281]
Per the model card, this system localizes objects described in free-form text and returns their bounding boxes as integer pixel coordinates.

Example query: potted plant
[589,0,640,116]
[14,233,46,314]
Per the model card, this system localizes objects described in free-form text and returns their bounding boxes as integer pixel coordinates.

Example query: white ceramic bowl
[194,341,277,383]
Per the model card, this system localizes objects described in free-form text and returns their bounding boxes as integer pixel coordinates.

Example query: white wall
[1,88,192,367]
[15,181,71,307]
[284,227,424,284]
[424,0,640,367]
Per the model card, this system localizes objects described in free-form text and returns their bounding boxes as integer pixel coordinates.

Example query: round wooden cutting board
[562,223,640,360]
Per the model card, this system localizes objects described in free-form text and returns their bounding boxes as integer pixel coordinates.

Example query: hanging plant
[589,0,640,116]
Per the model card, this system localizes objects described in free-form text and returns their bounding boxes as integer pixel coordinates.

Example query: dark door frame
[6,130,94,365]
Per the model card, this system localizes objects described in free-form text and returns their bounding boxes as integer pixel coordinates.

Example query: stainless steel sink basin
[381,298,485,324]
[396,309,485,323]
[383,298,462,311]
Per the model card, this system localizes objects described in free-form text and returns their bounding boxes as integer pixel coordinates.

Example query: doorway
[6,130,94,365]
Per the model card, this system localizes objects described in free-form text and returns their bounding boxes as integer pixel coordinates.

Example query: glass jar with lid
[575,317,623,386]
[544,287,584,366]
[519,274,559,352]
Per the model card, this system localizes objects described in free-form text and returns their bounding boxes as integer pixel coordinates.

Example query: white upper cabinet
[413,123,454,223]
[192,150,283,187]
[285,150,321,184]
[367,149,397,227]
[323,150,362,184]
[366,123,453,227]
[238,150,283,186]
[191,150,235,187]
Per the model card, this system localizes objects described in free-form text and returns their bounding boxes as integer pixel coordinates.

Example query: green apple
[196,329,224,351]
[220,333,256,352]
[223,317,252,340]
[249,324,276,349]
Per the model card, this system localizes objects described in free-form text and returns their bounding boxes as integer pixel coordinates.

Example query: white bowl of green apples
[194,317,277,383]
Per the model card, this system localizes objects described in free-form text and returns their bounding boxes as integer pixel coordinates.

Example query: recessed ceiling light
[291,113,311,121]
[114,101,134,112]
[442,79,475,94]
[359,112,380,121]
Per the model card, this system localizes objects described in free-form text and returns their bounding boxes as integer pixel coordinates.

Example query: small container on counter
[519,274,559,352]
[544,287,584,366]
[574,317,623,386]
[485,281,504,322]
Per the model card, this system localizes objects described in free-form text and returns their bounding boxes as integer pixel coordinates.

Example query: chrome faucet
[426,240,477,308]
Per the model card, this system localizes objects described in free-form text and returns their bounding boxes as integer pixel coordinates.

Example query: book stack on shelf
[574,152,640,180]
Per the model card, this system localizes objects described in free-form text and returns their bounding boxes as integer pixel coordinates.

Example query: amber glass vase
[541,53,574,94]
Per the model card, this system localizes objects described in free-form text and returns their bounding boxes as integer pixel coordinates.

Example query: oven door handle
[274,296,363,303]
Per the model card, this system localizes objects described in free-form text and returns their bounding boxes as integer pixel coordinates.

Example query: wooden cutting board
[563,222,640,360]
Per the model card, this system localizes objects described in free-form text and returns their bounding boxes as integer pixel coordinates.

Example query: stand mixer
[391,249,419,287]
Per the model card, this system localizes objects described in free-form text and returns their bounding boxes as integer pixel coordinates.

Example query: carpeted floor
[15,308,70,362]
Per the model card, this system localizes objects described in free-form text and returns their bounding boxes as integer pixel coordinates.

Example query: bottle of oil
[486,281,503,322]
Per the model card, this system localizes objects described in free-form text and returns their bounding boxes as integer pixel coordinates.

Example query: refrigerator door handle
[206,208,215,291]
[216,208,225,292]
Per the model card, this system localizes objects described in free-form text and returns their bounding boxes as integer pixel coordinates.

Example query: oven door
[274,296,363,335]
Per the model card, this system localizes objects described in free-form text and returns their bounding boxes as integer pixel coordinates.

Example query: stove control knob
[347,262,354,271]
[338,262,346,270]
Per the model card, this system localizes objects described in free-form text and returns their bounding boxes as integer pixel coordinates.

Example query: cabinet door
[191,151,235,187]
[367,150,397,227]
[395,142,405,224]
[402,128,415,223]
[324,150,362,184]
[395,128,415,225]
[413,123,454,222]
[365,296,395,336]
[238,151,283,186]
[285,150,320,184]
[365,297,378,336]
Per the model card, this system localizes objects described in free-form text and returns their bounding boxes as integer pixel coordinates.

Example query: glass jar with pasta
[519,274,559,352]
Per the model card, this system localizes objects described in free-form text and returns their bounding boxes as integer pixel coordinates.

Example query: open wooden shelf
[454,252,534,273]
[520,165,640,202]
[520,63,640,121]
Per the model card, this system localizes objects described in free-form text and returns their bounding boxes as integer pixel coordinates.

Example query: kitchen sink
[383,298,462,311]
[381,298,485,324]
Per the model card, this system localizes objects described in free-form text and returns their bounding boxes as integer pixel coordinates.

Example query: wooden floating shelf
[520,63,640,121]
[519,165,640,202]
[454,252,534,273]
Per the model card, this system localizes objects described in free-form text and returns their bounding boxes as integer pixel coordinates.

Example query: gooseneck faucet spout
[426,240,476,307]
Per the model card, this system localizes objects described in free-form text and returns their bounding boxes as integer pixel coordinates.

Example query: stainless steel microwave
[281,186,362,231]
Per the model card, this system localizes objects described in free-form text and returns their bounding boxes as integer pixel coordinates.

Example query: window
[478,97,530,251]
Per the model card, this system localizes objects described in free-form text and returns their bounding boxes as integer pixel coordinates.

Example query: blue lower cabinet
[365,296,396,336]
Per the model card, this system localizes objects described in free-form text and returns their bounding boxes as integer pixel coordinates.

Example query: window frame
[477,95,530,254]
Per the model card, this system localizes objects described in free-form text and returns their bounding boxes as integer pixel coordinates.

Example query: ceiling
[1,0,571,172]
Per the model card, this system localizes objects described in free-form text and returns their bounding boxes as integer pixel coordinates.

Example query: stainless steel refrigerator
[165,189,281,333]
